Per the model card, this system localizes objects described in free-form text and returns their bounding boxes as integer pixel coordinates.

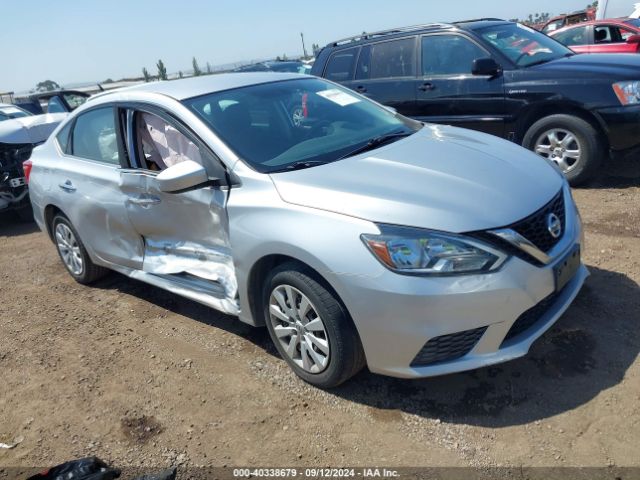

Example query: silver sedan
[26,73,588,388]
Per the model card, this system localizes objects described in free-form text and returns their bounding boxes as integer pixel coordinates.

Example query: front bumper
[330,188,588,379]
[595,104,640,152]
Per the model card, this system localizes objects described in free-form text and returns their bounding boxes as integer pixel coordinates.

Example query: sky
[1,0,591,93]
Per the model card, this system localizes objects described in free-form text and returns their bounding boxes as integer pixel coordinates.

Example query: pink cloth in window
[142,112,202,168]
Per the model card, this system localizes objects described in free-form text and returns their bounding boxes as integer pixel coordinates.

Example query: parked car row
[311,19,640,185]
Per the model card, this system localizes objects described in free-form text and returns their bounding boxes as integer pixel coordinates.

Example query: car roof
[323,19,511,48]
[90,72,306,102]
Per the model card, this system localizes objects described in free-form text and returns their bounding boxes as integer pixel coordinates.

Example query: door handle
[58,180,76,192]
[418,82,436,92]
[128,195,161,207]
[355,85,367,93]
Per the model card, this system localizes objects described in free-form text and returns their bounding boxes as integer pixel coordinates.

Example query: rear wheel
[263,263,365,388]
[523,114,604,186]
[52,214,108,284]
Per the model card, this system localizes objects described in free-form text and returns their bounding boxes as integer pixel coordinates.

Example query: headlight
[613,81,640,105]
[361,225,507,276]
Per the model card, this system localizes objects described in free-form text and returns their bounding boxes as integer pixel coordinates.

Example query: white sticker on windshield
[316,89,361,107]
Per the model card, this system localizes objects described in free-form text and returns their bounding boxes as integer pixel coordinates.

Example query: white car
[0,112,66,220]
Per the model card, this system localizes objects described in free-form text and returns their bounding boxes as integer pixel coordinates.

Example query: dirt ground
[1,158,639,478]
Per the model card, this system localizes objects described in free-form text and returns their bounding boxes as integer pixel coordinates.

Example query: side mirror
[627,34,640,44]
[156,160,212,193]
[472,57,501,76]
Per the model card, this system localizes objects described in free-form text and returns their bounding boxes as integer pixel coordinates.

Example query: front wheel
[263,263,365,388]
[523,114,604,186]
[52,214,109,284]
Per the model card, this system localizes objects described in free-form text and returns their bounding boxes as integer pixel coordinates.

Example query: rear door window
[324,48,358,81]
[71,107,120,164]
[356,37,416,80]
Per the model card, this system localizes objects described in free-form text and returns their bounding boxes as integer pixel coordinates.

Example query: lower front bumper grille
[410,326,487,367]
[501,289,562,345]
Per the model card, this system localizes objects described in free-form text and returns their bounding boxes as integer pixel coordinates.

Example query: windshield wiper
[275,160,332,172]
[526,53,572,68]
[337,130,414,160]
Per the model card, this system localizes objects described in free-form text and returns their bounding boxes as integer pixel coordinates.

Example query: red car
[538,8,596,33]
[549,18,640,54]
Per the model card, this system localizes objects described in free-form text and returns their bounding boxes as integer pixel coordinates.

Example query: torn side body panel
[143,239,238,300]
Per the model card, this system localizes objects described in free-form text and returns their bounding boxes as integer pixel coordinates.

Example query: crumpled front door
[119,170,238,314]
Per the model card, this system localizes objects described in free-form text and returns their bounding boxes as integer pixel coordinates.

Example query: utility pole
[300,32,308,59]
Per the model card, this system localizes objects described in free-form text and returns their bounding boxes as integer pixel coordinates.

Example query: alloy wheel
[291,108,304,127]
[55,223,84,276]
[534,128,582,173]
[268,284,330,373]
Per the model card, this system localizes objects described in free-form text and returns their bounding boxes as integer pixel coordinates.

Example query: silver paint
[28,75,587,379]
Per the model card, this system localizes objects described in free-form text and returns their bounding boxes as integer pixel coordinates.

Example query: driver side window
[421,35,487,76]
[133,111,203,171]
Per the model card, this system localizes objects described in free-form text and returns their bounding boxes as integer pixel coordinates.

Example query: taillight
[23,159,33,183]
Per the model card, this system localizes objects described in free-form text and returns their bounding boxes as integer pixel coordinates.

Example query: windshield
[479,23,573,67]
[0,106,32,121]
[184,78,420,173]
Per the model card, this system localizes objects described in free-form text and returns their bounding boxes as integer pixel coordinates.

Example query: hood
[531,53,640,79]
[270,125,563,233]
[0,113,67,145]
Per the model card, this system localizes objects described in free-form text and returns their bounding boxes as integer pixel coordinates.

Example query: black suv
[312,19,640,185]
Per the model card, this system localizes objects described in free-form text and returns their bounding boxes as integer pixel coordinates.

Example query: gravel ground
[0,158,639,478]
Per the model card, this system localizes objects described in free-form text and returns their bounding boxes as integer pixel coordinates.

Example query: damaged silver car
[27,73,587,388]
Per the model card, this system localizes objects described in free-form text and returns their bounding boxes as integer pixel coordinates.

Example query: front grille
[411,326,487,367]
[470,189,566,267]
[501,290,562,345]
[511,190,565,253]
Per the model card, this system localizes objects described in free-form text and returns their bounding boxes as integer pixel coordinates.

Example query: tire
[14,204,34,223]
[263,262,365,388]
[51,214,109,284]
[523,114,604,186]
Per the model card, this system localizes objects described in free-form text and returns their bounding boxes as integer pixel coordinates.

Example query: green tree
[35,80,61,92]
[192,57,202,76]
[179,71,184,79]
[206,62,213,74]
[142,68,151,82]
[156,59,168,81]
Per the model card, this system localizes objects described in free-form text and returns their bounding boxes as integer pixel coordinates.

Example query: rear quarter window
[56,121,73,154]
